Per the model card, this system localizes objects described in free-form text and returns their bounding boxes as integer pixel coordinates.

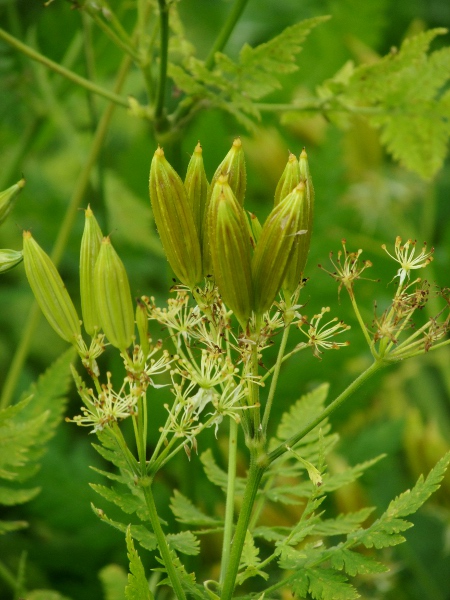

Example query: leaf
[344,28,450,178]
[386,451,450,518]
[90,483,143,516]
[330,548,387,577]
[91,505,158,552]
[170,489,222,527]
[27,592,72,600]
[214,17,330,100]
[125,526,154,600]
[154,551,207,600]
[313,507,375,536]
[0,348,74,533]
[236,531,269,585]
[305,568,359,600]
[167,531,200,556]
[350,516,411,549]
[99,564,127,600]
[200,449,245,494]
[321,456,385,492]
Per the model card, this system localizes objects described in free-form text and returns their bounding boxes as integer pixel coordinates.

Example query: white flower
[382,237,434,286]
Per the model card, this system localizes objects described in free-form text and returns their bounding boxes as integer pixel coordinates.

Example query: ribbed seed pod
[0,178,25,225]
[0,249,23,274]
[202,174,228,276]
[149,147,202,288]
[136,298,150,357]
[202,140,247,276]
[94,237,134,350]
[252,182,306,315]
[248,212,262,245]
[208,179,253,328]
[80,205,103,336]
[283,149,315,293]
[23,231,81,342]
[274,153,300,206]
[184,142,209,241]
[210,138,246,206]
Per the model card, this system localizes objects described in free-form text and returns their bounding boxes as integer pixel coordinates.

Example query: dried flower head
[298,307,351,358]
[319,240,374,299]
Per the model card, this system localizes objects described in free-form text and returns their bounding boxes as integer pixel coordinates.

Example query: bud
[22,231,81,342]
[0,178,25,226]
[184,142,209,242]
[274,153,300,206]
[136,298,150,357]
[0,249,23,274]
[252,182,306,315]
[283,149,314,293]
[94,237,134,350]
[80,205,103,336]
[149,147,202,288]
[208,178,253,328]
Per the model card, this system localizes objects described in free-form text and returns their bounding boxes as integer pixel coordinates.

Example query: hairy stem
[267,360,383,464]
[220,456,265,600]
[219,417,238,586]
[142,485,187,600]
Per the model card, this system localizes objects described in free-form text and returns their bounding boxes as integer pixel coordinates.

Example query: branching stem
[219,417,238,586]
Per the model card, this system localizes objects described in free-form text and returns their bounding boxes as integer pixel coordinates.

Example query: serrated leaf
[200,449,245,494]
[167,531,200,556]
[350,517,411,549]
[154,550,207,600]
[214,17,330,100]
[305,568,359,600]
[0,519,28,534]
[91,505,157,551]
[99,564,127,600]
[321,456,384,492]
[90,483,143,516]
[0,395,32,424]
[330,548,387,577]
[125,526,154,600]
[236,531,268,585]
[313,507,375,536]
[170,489,222,527]
[0,485,40,505]
[386,451,450,518]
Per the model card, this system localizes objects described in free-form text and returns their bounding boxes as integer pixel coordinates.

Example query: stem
[267,361,383,465]
[260,343,307,383]
[0,560,16,591]
[261,325,291,433]
[219,417,238,587]
[349,294,373,348]
[155,0,169,123]
[0,53,132,410]
[142,485,187,600]
[249,342,261,437]
[85,6,140,61]
[204,0,250,69]
[220,457,265,600]
[0,27,130,108]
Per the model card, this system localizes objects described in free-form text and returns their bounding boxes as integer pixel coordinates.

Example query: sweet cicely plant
[21,139,450,600]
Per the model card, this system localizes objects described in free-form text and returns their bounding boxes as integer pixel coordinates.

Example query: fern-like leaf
[125,526,154,600]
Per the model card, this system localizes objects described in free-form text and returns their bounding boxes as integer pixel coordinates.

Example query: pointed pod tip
[194,141,202,154]
[18,177,26,189]
[23,230,32,239]
[85,204,93,217]
[296,180,306,191]
[232,137,242,148]
[300,147,307,159]
[288,152,297,162]
[155,146,165,158]
[102,236,111,245]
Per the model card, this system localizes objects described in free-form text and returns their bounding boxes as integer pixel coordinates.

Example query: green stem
[219,417,238,587]
[84,6,140,61]
[0,559,16,591]
[261,324,291,433]
[0,27,130,108]
[142,485,187,600]
[267,360,383,465]
[0,53,132,410]
[204,0,250,69]
[349,293,373,349]
[260,343,307,383]
[220,456,265,600]
[154,0,169,123]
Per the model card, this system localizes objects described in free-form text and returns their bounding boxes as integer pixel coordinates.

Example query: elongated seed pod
[202,174,228,276]
[23,231,81,342]
[184,142,209,241]
[94,237,134,350]
[80,205,103,336]
[283,149,315,293]
[274,153,300,206]
[209,179,253,328]
[0,178,25,225]
[252,182,306,315]
[248,212,262,246]
[202,139,247,276]
[149,147,202,288]
[0,249,23,274]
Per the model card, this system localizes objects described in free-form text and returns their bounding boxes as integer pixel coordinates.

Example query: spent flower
[382,236,434,285]
[298,306,351,358]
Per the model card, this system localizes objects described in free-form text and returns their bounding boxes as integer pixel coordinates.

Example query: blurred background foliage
[0,0,450,598]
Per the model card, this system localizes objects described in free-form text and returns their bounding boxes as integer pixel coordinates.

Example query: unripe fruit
[23,231,81,343]
[0,178,25,225]
[184,142,209,243]
[274,153,300,206]
[94,237,134,350]
[80,205,103,336]
[149,147,202,288]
